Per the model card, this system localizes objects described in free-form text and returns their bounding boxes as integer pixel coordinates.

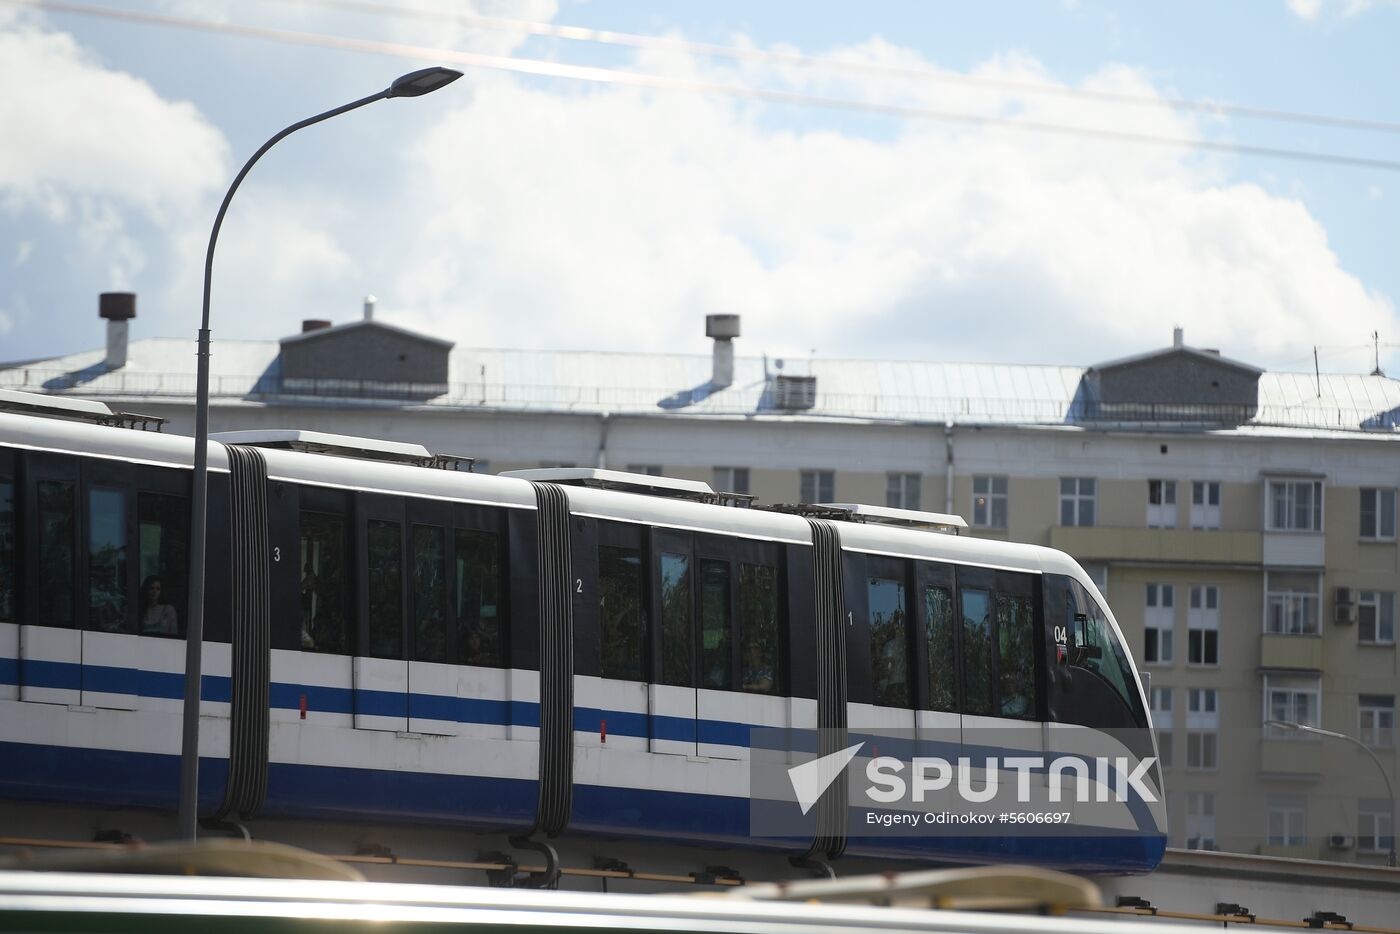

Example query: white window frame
[1360,488,1397,541]
[800,469,834,505]
[1187,585,1220,666]
[1268,796,1308,847]
[1358,590,1396,644]
[1359,799,1395,854]
[1144,583,1175,665]
[1147,479,1178,528]
[713,466,750,494]
[1359,694,1395,749]
[885,472,921,511]
[1150,687,1173,768]
[1059,477,1096,528]
[1264,674,1321,735]
[971,475,1008,529]
[1186,688,1219,771]
[1186,791,1216,850]
[1265,571,1322,635]
[1191,480,1221,530]
[1266,478,1323,533]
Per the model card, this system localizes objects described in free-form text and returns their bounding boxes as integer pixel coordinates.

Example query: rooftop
[3,335,1399,436]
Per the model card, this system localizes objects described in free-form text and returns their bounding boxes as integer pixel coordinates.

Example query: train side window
[138,493,187,637]
[659,551,692,687]
[996,592,1035,718]
[37,480,76,628]
[366,520,403,659]
[739,562,780,694]
[868,575,909,707]
[699,559,732,690]
[412,525,447,663]
[300,511,350,654]
[87,486,130,633]
[599,543,645,680]
[0,478,15,622]
[455,528,502,667]
[924,585,956,712]
[960,587,994,716]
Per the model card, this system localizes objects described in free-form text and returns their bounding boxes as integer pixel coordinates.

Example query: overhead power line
[9,0,1400,173]
[288,0,1400,136]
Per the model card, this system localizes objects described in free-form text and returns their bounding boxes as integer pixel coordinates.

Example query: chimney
[99,292,136,369]
[1173,326,1184,348]
[302,319,332,333]
[706,314,740,389]
[363,294,377,321]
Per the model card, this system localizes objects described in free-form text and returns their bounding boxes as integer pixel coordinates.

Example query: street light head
[388,67,462,98]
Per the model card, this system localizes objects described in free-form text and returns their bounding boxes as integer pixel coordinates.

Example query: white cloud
[1287,0,1400,19]
[376,44,1392,369]
[0,20,227,218]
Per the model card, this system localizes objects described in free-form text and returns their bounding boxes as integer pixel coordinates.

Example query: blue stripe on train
[0,740,1162,872]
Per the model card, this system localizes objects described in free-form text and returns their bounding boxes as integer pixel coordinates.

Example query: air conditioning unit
[772,374,817,410]
[1328,834,1354,850]
[1335,587,1356,626]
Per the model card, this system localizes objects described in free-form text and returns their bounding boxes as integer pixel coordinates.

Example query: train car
[0,392,1165,874]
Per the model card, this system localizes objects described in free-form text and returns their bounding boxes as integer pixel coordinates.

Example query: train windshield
[1044,573,1148,730]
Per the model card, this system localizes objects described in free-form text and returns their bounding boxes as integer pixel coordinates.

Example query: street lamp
[178,66,462,842]
[1267,720,1397,867]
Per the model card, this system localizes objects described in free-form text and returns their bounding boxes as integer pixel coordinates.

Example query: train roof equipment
[210,429,473,470]
[0,388,166,431]
[761,502,967,534]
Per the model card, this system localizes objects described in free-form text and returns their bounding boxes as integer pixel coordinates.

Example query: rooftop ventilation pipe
[364,294,377,321]
[706,314,740,389]
[1173,326,1184,348]
[99,292,136,370]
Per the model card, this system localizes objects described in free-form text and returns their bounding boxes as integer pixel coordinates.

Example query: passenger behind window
[139,575,178,636]
[742,643,774,693]
[300,559,319,648]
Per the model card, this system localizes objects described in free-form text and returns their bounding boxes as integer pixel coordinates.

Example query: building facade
[3,298,1397,861]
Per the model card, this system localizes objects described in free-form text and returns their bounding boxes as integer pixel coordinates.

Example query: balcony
[1048,526,1262,566]
[1262,532,1326,568]
[1259,634,1323,671]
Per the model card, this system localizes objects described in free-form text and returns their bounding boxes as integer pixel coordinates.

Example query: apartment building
[4,296,1398,861]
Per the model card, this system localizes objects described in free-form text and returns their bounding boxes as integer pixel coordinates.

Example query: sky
[2,0,1399,378]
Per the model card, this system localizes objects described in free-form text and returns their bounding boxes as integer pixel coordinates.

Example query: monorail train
[0,394,1165,874]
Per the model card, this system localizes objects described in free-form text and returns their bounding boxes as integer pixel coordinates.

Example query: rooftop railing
[0,367,1394,432]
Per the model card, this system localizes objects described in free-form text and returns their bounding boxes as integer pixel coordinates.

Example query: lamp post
[178,66,462,842]
[1267,720,1397,867]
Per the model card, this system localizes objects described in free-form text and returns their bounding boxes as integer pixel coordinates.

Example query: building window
[1359,799,1395,854]
[1187,688,1219,771]
[1265,675,1321,733]
[1265,572,1321,635]
[1186,792,1216,850]
[800,470,834,505]
[1267,796,1308,846]
[1188,585,1220,666]
[1147,480,1177,528]
[1360,488,1397,541]
[713,466,750,494]
[1059,477,1096,527]
[1359,695,1395,748]
[971,476,1008,528]
[1191,481,1221,530]
[625,464,663,477]
[886,473,921,511]
[1150,687,1173,769]
[1267,478,1323,532]
[1144,583,1174,664]
[1358,591,1396,644]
